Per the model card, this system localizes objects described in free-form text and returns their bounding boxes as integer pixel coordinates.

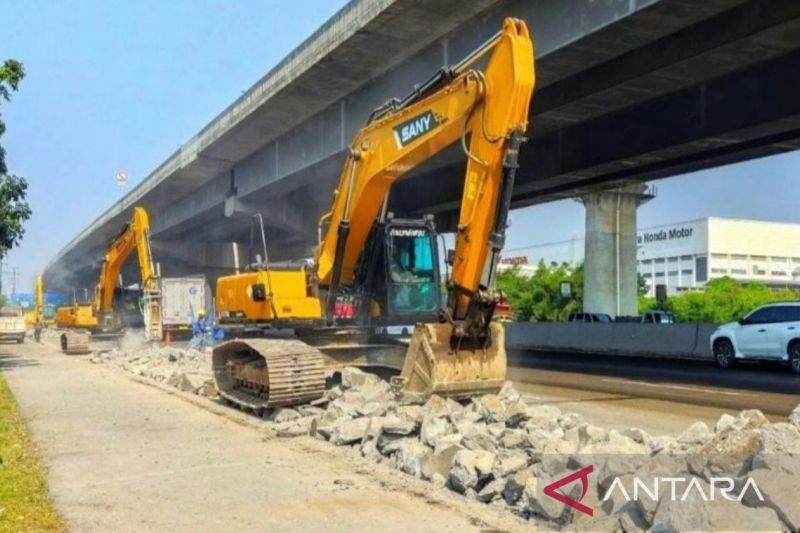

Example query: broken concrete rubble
[91,347,800,533]
[420,443,460,481]
[329,416,370,445]
[288,373,799,531]
[382,414,418,435]
[420,414,452,447]
[449,449,496,493]
[92,340,216,397]
[789,404,800,429]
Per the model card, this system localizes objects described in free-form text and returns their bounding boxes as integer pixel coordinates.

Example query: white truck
[0,306,26,343]
[160,276,211,338]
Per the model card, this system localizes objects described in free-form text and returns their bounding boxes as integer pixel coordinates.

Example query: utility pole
[8,267,17,296]
[0,264,19,300]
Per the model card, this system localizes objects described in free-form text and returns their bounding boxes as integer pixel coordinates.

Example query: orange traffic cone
[165,330,172,346]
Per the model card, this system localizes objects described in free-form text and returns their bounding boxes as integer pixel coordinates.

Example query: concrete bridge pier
[580,184,654,317]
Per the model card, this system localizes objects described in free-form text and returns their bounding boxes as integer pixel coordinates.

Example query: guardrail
[505,322,717,360]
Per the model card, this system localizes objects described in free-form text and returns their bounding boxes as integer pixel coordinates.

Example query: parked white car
[710,302,800,373]
[0,306,26,343]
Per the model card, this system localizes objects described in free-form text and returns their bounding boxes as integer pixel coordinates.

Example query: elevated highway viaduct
[46,0,800,297]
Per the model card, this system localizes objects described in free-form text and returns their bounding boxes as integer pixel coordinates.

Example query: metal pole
[615,188,621,317]
[253,213,273,294]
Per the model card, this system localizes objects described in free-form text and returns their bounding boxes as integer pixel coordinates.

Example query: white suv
[710,302,800,373]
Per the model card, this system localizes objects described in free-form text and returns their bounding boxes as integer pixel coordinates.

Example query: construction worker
[34,317,43,342]
[192,310,209,335]
[191,309,212,349]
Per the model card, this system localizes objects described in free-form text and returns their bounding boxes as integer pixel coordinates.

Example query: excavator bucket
[392,321,507,400]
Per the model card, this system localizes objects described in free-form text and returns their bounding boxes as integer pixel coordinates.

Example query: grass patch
[0,372,63,532]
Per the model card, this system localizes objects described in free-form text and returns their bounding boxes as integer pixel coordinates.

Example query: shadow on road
[0,342,43,371]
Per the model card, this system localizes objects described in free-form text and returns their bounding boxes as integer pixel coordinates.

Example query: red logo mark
[543,465,594,516]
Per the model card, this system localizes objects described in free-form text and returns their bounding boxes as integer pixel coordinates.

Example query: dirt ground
[0,341,532,533]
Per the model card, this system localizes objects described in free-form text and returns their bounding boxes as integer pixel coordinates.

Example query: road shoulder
[1,341,529,533]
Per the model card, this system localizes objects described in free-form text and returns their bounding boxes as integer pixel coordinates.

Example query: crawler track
[60,330,90,354]
[212,338,326,410]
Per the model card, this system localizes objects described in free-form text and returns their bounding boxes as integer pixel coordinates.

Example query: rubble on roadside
[38,328,64,343]
[267,367,800,532]
[82,336,800,532]
[89,332,214,397]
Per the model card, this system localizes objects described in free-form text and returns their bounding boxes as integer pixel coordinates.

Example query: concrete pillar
[579,184,654,317]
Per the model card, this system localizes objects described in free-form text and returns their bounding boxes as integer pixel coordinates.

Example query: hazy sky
[3,1,799,293]
[506,153,800,251]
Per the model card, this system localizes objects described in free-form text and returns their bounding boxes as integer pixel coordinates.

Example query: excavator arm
[317,19,534,324]
[445,19,533,334]
[93,206,162,339]
[34,274,44,323]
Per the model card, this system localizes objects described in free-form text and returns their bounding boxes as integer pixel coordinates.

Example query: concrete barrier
[505,322,718,360]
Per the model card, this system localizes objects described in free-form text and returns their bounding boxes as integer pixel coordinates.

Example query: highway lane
[508,349,800,417]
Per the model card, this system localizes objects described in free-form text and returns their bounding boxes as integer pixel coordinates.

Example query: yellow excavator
[213,18,534,408]
[25,274,45,326]
[34,275,43,340]
[55,206,163,353]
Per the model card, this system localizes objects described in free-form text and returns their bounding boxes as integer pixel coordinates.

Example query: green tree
[640,276,797,323]
[637,272,648,296]
[0,59,31,258]
[497,262,583,321]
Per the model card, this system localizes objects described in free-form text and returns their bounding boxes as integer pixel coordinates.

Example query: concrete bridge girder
[83,0,676,255]
[44,0,800,295]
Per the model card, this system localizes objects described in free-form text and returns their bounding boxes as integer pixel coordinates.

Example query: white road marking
[601,377,746,397]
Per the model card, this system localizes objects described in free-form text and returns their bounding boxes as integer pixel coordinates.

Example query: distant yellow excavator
[55,206,163,353]
[213,18,535,408]
[25,274,46,327]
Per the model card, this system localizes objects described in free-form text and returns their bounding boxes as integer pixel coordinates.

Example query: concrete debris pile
[39,328,63,343]
[91,336,214,397]
[268,367,800,532]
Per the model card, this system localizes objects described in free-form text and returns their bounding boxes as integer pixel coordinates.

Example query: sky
[505,153,800,251]
[2,1,799,294]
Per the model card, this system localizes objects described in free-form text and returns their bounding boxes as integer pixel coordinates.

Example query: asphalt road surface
[509,349,800,417]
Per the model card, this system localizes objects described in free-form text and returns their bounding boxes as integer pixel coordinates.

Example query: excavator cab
[352,216,440,325]
[385,221,439,316]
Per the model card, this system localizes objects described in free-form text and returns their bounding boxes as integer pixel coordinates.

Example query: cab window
[773,305,800,323]
[388,229,438,314]
[745,307,777,324]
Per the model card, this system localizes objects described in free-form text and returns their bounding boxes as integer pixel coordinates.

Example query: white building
[501,217,800,295]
